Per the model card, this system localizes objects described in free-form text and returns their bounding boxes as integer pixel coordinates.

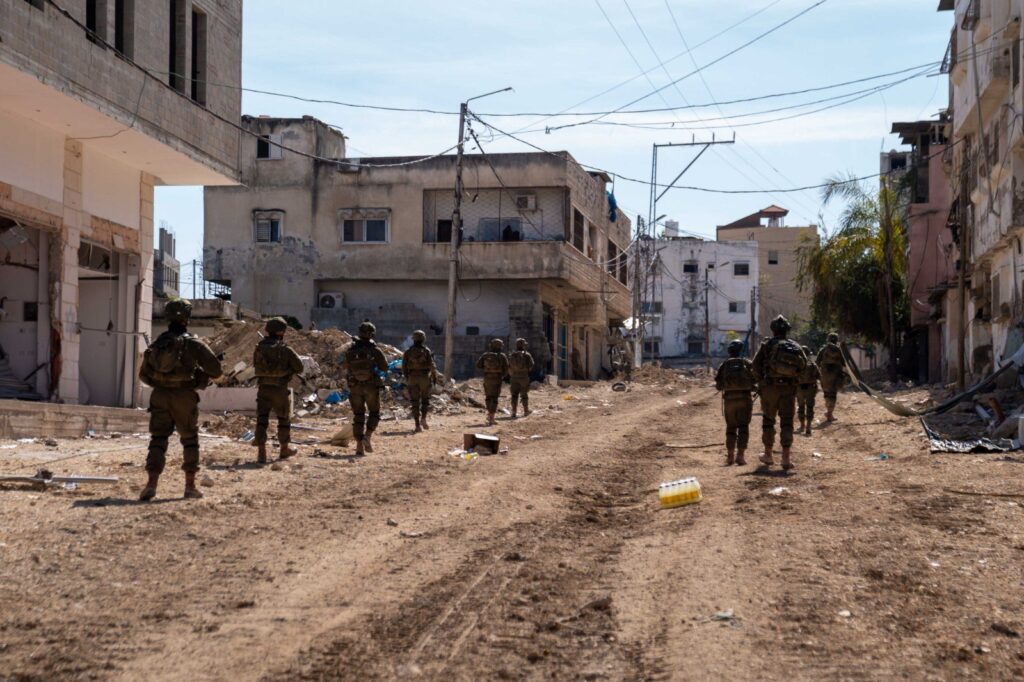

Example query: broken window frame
[253,211,284,244]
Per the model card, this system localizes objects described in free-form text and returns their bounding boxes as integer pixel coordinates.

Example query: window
[641,301,663,314]
[256,134,283,160]
[729,301,747,314]
[768,250,779,265]
[607,242,619,276]
[254,212,283,243]
[733,262,750,277]
[588,224,598,261]
[618,252,628,285]
[114,0,134,56]
[191,6,208,104]
[683,261,698,274]
[168,0,186,92]
[475,218,521,242]
[436,219,453,244]
[465,326,480,336]
[343,219,388,243]
[643,339,661,356]
[572,208,585,252]
[687,341,703,355]
[86,0,101,35]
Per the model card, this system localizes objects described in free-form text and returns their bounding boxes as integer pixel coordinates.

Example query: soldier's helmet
[165,298,192,325]
[769,315,791,334]
[358,322,376,340]
[727,339,744,356]
[515,337,527,350]
[412,329,426,343]
[489,338,504,351]
[827,332,839,343]
[265,317,288,335]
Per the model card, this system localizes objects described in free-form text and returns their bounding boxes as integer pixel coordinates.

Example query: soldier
[714,339,757,466]
[751,315,807,471]
[817,332,845,422]
[508,338,535,418]
[138,298,223,501]
[402,329,438,433]
[343,322,389,456]
[476,338,510,426]
[797,345,821,436]
[253,317,304,464]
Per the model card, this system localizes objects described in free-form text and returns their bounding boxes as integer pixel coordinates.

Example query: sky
[157,0,954,278]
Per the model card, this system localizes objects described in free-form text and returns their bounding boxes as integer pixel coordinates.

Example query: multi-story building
[154,225,180,299]
[0,0,242,406]
[890,116,955,384]
[938,0,1024,383]
[642,235,759,361]
[204,116,631,379]
[716,205,818,335]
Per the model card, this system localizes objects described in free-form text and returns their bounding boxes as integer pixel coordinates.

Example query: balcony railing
[962,0,980,31]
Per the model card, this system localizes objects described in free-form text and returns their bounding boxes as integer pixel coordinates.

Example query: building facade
[204,117,632,379]
[643,236,759,361]
[938,0,1024,383]
[154,225,180,300]
[0,0,242,407]
[716,205,819,335]
[890,117,955,384]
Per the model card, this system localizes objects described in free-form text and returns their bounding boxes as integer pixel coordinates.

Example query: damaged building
[203,116,632,379]
[0,0,242,405]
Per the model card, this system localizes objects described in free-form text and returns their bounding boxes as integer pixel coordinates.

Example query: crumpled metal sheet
[920,418,1018,454]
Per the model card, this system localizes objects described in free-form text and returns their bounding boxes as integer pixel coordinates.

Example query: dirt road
[2,377,1023,680]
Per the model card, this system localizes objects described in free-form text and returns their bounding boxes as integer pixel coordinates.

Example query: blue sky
[158,0,954,277]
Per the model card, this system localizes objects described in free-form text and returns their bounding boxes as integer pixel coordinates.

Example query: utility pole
[749,285,758,357]
[443,87,512,382]
[648,134,735,238]
[631,216,645,367]
[704,266,711,370]
[192,260,196,300]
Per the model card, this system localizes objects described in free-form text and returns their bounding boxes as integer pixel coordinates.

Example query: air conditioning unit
[318,293,344,309]
[515,194,537,211]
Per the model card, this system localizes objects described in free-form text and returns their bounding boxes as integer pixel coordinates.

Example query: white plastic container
[658,477,703,509]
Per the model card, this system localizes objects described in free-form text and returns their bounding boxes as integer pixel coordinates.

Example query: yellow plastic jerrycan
[658,477,703,509]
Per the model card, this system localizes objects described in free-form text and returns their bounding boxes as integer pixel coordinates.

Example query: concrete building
[890,116,955,384]
[0,0,242,407]
[154,225,180,299]
[937,0,1024,383]
[716,205,818,334]
[204,116,632,379]
[644,236,759,361]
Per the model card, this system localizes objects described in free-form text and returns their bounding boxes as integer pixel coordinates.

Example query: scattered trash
[464,433,500,455]
[386,518,398,527]
[530,434,543,440]
[16,438,35,444]
[448,448,479,462]
[991,623,1020,638]
[270,462,282,471]
[562,394,576,401]
[503,551,527,562]
[324,390,347,405]
[85,429,97,438]
[62,482,78,491]
[200,475,215,487]
[922,418,1018,453]
[866,453,891,461]
[768,486,789,497]
[812,451,824,459]
[658,477,702,509]
[837,609,852,618]
[42,438,58,447]
[399,530,424,538]
[0,444,16,450]
[611,382,627,392]
[711,609,735,621]
[239,430,255,443]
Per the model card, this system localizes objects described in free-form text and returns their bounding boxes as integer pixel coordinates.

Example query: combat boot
[523,402,531,417]
[511,403,518,419]
[759,449,774,467]
[781,448,793,471]
[363,432,375,453]
[355,438,366,457]
[257,443,268,464]
[825,410,834,422]
[487,412,496,426]
[279,444,297,460]
[139,471,160,502]
[421,412,429,430]
[183,471,203,500]
[798,418,806,433]
[804,423,812,436]
[414,416,422,433]
[725,448,735,466]
[735,449,747,466]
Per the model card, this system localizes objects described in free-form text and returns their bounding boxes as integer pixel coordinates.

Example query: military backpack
[720,358,755,391]
[481,352,505,374]
[404,345,432,372]
[820,343,843,369]
[509,351,533,375]
[347,343,378,382]
[766,338,806,379]
[142,332,194,385]
[254,340,292,378]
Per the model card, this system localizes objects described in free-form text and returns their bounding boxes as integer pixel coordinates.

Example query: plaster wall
[82,147,142,230]
[0,109,64,203]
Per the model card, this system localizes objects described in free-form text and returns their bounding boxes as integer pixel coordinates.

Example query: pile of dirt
[631,365,702,385]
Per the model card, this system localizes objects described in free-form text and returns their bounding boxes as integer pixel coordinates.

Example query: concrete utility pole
[750,285,758,356]
[704,266,711,370]
[443,87,512,381]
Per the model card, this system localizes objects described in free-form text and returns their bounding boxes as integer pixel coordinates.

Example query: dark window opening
[257,135,271,159]
[465,326,480,336]
[687,341,703,355]
[86,0,98,33]
[436,219,453,244]
[168,0,185,92]
[114,0,133,55]
[1014,39,1021,88]
[191,7,207,104]
[734,262,750,277]
[768,250,779,265]
[644,340,661,356]
[572,209,585,252]
[683,261,698,274]
[501,223,522,242]
[23,0,45,10]
[23,302,38,322]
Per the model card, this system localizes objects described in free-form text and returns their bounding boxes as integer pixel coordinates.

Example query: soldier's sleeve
[751,342,766,378]
[501,353,510,375]
[286,346,304,375]
[816,348,825,365]
[475,355,485,371]
[526,352,535,372]
[714,364,724,391]
[375,348,389,372]
[401,350,411,377]
[191,338,224,379]
[139,354,155,386]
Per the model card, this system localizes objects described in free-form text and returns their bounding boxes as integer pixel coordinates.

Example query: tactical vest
[509,351,533,376]
[798,361,818,386]
[820,344,843,369]
[347,342,378,382]
[254,340,293,378]
[143,332,196,388]
[719,358,755,391]
[404,345,432,372]
[480,352,505,375]
[766,338,806,379]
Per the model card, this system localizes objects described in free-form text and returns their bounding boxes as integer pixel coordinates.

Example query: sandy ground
[1,378,1023,681]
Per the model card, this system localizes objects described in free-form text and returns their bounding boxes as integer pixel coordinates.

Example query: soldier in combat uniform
[476,338,510,426]
[253,317,304,463]
[796,345,821,436]
[751,315,807,471]
[817,332,845,422]
[138,298,223,501]
[343,322,389,456]
[714,339,757,466]
[402,329,438,433]
[508,338,535,418]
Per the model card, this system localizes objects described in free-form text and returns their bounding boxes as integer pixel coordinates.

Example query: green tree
[796,173,908,380]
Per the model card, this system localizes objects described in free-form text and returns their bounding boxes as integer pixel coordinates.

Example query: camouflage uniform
[344,325,389,453]
[402,331,438,431]
[715,341,756,465]
[796,352,821,434]
[508,338,535,417]
[817,337,845,420]
[138,299,222,501]
[253,320,304,457]
[476,339,510,425]
[751,316,807,470]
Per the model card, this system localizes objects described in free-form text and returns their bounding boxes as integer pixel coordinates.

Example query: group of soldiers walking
[714,314,846,471]
[137,299,536,500]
